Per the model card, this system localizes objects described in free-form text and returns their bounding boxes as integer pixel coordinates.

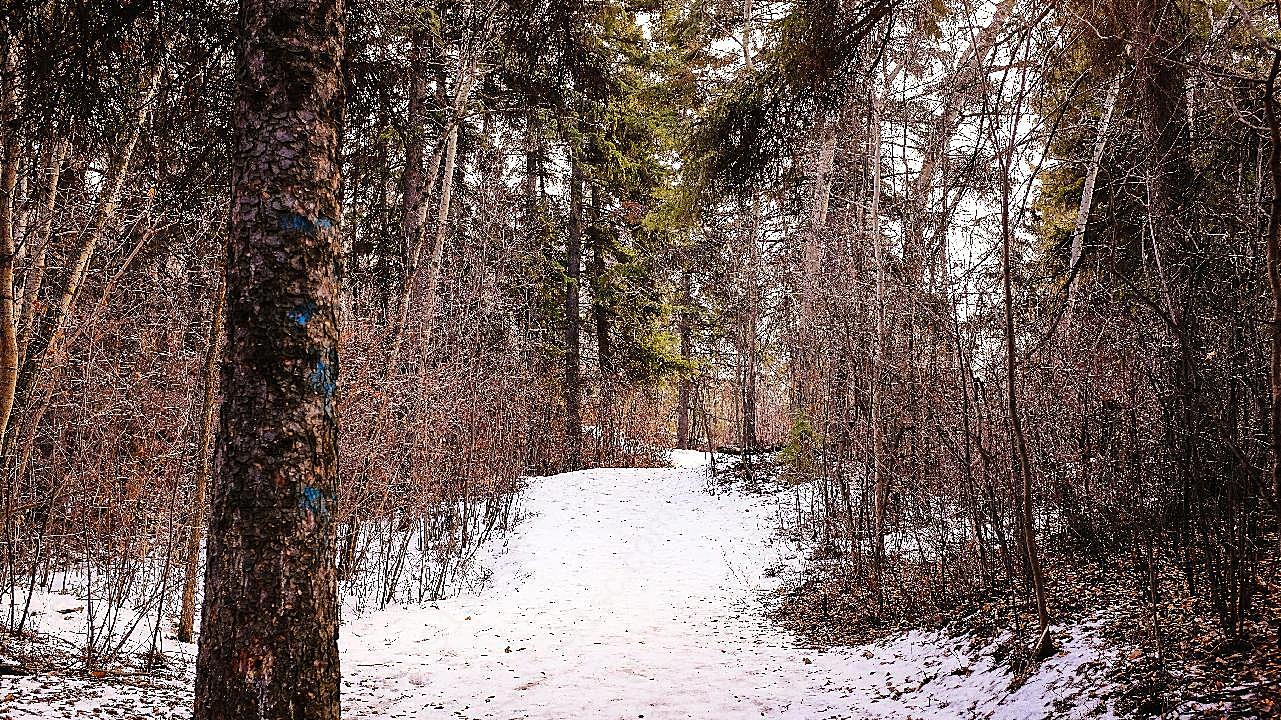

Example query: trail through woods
[1,453,1119,719]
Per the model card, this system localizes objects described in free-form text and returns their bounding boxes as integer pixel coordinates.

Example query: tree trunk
[16,137,67,363]
[675,271,692,450]
[193,1,344,717]
[385,129,444,367]
[1265,52,1281,506]
[399,35,429,290]
[1065,74,1120,308]
[563,157,583,472]
[741,192,761,454]
[387,58,476,367]
[178,264,226,644]
[1131,0,1201,562]
[999,141,1051,658]
[869,93,888,573]
[796,116,836,415]
[0,39,20,450]
[419,98,465,349]
[740,0,761,455]
[590,187,613,462]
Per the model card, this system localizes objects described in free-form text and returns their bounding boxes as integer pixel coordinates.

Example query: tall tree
[194,0,344,717]
[0,32,20,451]
[1268,46,1281,508]
[179,264,226,644]
[564,155,585,471]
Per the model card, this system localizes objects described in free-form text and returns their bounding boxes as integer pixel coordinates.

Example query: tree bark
[1065,74,1120,308]
[419,91,466,348]
[193,1,344,717]
[387,59,476,366]
[178,264,226,644]
[399,34,429,290]
[1265,52,1281,507]
[590,186,613,461]
[676,271,692,450]
[796,116,837,415]
[739,0,760,455]
[999,141,1051,658]
[0,39,21,450]
[563,157,583,472]
[385,130,444,367]
[869,93,889,573]
[16,137,67,363]
[742,208,760,453]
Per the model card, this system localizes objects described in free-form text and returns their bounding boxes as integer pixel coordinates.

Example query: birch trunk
[0,40,20,449]
[16,137,67,362]
[387,61,476,365]
[1065,75,1121,308]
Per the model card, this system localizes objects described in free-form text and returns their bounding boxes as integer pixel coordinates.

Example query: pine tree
[194,1,344,717]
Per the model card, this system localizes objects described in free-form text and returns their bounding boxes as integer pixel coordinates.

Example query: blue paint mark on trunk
[288,300,318,326]
[309,358,337,398]
[299,485,333,517]
[279,213,337,235]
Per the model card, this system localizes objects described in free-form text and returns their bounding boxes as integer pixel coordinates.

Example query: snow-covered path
[338,454,1115,719]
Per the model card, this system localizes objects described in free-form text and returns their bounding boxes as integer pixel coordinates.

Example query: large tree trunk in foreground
[194,1,344,718]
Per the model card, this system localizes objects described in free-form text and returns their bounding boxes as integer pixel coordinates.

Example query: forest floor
[1,453,1174,719]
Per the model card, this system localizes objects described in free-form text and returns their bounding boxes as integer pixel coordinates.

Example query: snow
[338,457,1117,719]
[1,457,1119,719]
[0,575,191,662]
